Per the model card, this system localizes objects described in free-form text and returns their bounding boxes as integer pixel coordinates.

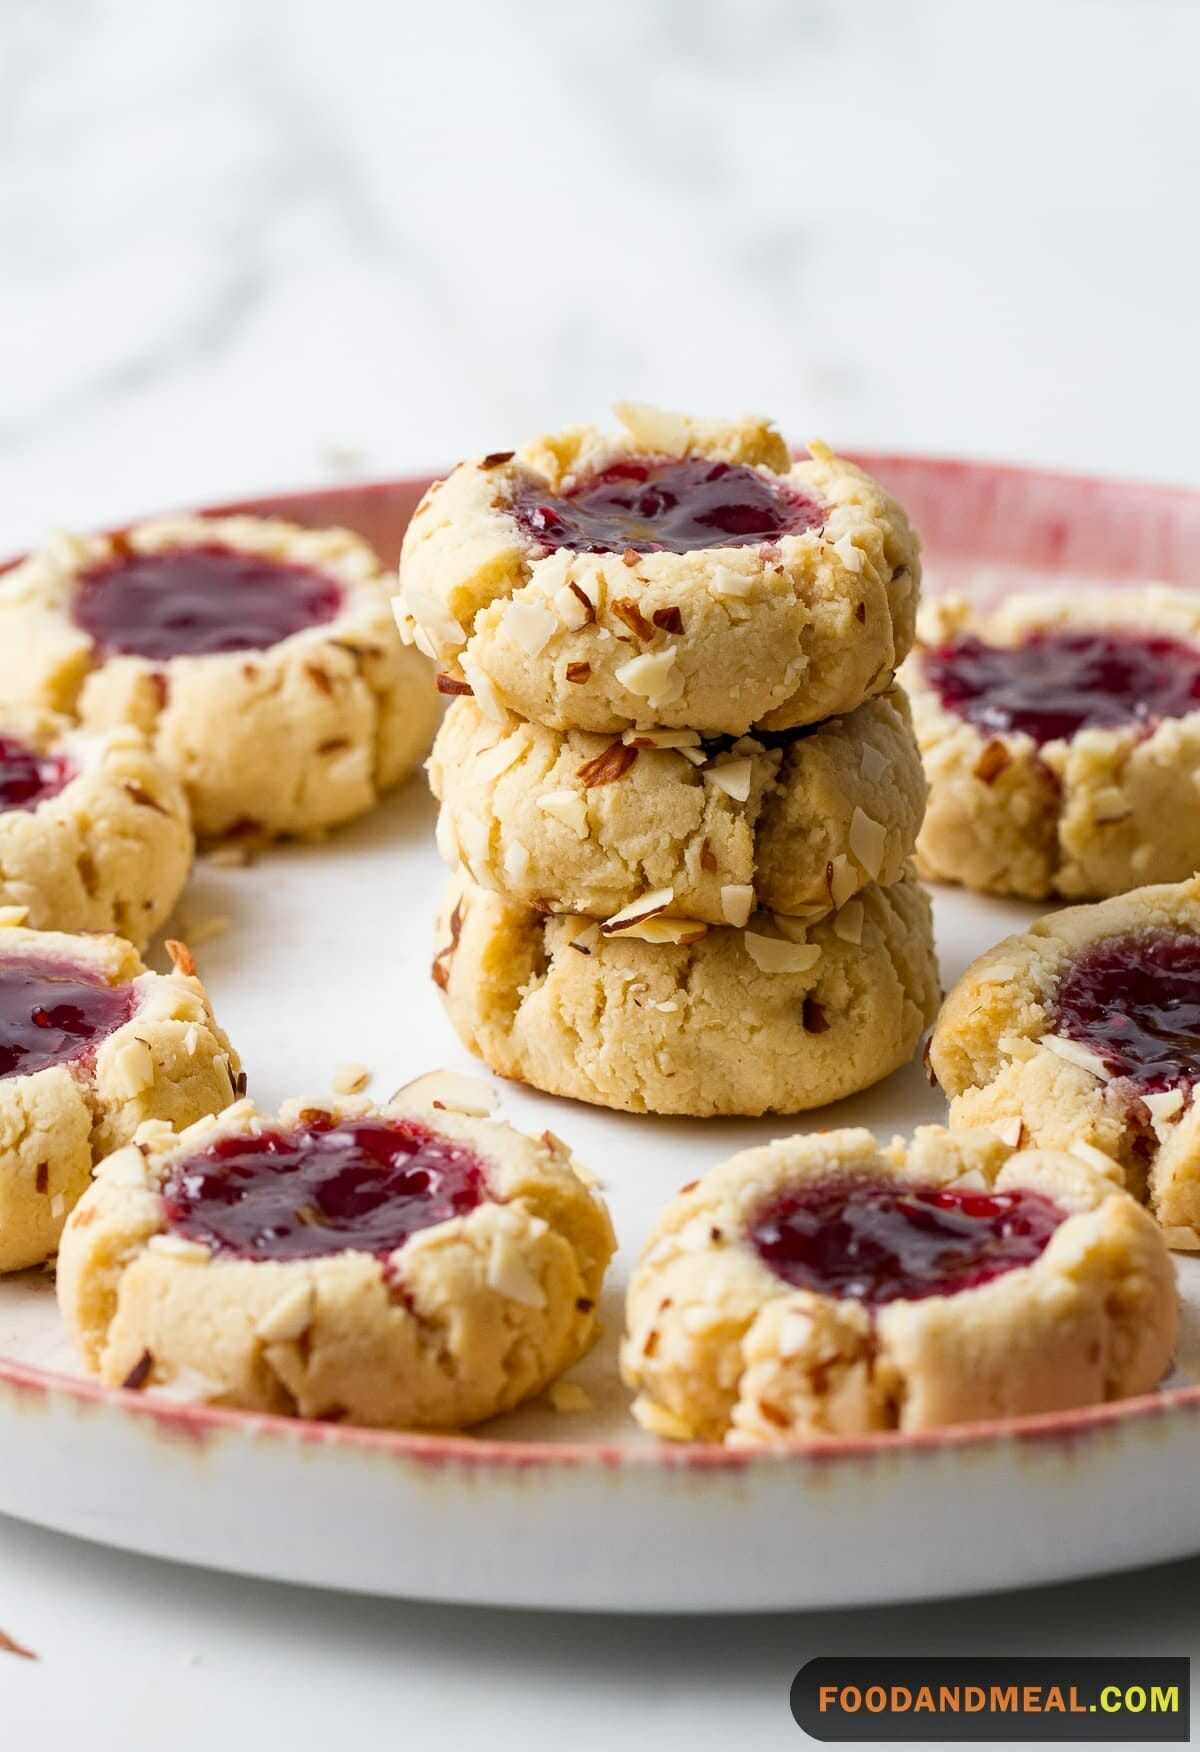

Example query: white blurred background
[2,0,1197,554]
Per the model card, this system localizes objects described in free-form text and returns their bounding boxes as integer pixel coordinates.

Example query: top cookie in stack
[397,406,939,1118]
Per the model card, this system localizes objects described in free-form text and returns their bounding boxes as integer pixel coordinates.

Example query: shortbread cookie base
[56,1091,615,1431]
[434,870,939,1117]
[0,926,240,1273]
[0,517,439,839]
[621,1125,1177,1443]
[396,406,920,736]
[905,590,1200,899]
[931,877,1200,1241]
[429,689,926,925]
[0,710,192,946]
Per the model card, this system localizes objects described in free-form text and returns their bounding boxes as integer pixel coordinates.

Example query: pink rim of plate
[2,448,1198,1472]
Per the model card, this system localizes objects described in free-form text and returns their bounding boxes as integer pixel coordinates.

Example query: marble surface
[1,0,1197,565]
[2,0,1200,1742]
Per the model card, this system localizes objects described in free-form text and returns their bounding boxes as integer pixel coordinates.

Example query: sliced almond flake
[392,1069,497,1117]
[773,904,832,941]
[459,655,506,723]
[621,727,702,749]
[473,735,524,783]
[720,884,755,927]
[503,839,532,884]
[0,905,30,927]
[537,790,589,839]
[860,743,890,783]
[1069,1139,1124,1180]
[950,1167,992,1190]
[654,998,679,1013]
[502,599,558,657]
[456,811,491,872]
[631,1394,695,1440]
[848,807,887,881]
[111,1036,155,1099]
[1144,1088,1185,1128]
[678,746,708,766]
[828,854,858,909]
[183,1023,199,1056]
[255,1281,315,1343]
[435,808,461,866]
[614,648,680,703]
[548,1381,594,1413]
[1041,1035,1112,1080]
[50,1193,65,1219]
[147,1233,211,1263]
[998,1033,1040,1062]
[402,584,464,648]
[410,623,439,661]
[831,531,865,573]
[990,1117,1024,1149]
[487,1233,547,1308]
[975,963,1020,984]
[601,888,674,932]
[743,933,821,975]
[93,1149,148,1191]
[832,899,865,945]
[332,1063,371,1095]
[1162,1225,1200,1252]
[710,565,754,599]
[703,757,753,802]
[553,582,594,630]
[566,921,602,956]
[611,916,709,946]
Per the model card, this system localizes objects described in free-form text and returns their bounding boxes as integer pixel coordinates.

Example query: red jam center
[748,1174,1063,1307]
[1054,930,1200,1096]
[163,1115,489,1261]
[0,734,74,811]
[922,628,1200,745]
[0,958,135,1081]
[511,456,822,555]
[73,544,344,661]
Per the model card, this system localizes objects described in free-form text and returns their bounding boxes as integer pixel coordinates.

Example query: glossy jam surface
[511,457,822,555]
[1054,930,1200,1095]
[0,735,73,812]
[73,544,344,660]
[163,1115,489,1261]
[922,628,1200,745]
[0,958,134,1081]
[748,1174,1063,1308]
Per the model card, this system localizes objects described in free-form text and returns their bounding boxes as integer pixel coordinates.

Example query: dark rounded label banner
[791,1656,1189,1741]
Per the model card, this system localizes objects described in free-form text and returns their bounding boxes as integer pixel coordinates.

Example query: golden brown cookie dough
[621,1125,1177,1444]
[904,589,1200,900]
[0,709,192,946]
[56,1082,615,1430]
[433,868,938,1117]
[396,404,920,736]
[931,877,1200,1246]
[428,688,926,926]
[0,922,240,1273]
[0,515,439,839]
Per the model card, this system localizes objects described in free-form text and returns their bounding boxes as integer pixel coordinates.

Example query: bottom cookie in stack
[432,869,938,1117]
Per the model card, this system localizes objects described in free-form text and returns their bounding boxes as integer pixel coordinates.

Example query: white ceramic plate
[3,456,1200,1613]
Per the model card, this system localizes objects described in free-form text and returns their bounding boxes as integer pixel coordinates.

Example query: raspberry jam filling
[512,456,822,555]
[163,1115,489,1262]
[0,958,135,1081]
[922,628,1200,745]
[73,544,344,661]
[1054,930,1200,1097]
[0,734,74,812]
[748,1174,1063,1308]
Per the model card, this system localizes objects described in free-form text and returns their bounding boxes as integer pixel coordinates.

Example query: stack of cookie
[397,404,940,1117]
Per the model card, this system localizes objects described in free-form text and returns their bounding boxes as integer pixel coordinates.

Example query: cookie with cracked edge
[56,1083,615,1429]
[395,403,919,736]
[621,1124,1177,1443]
